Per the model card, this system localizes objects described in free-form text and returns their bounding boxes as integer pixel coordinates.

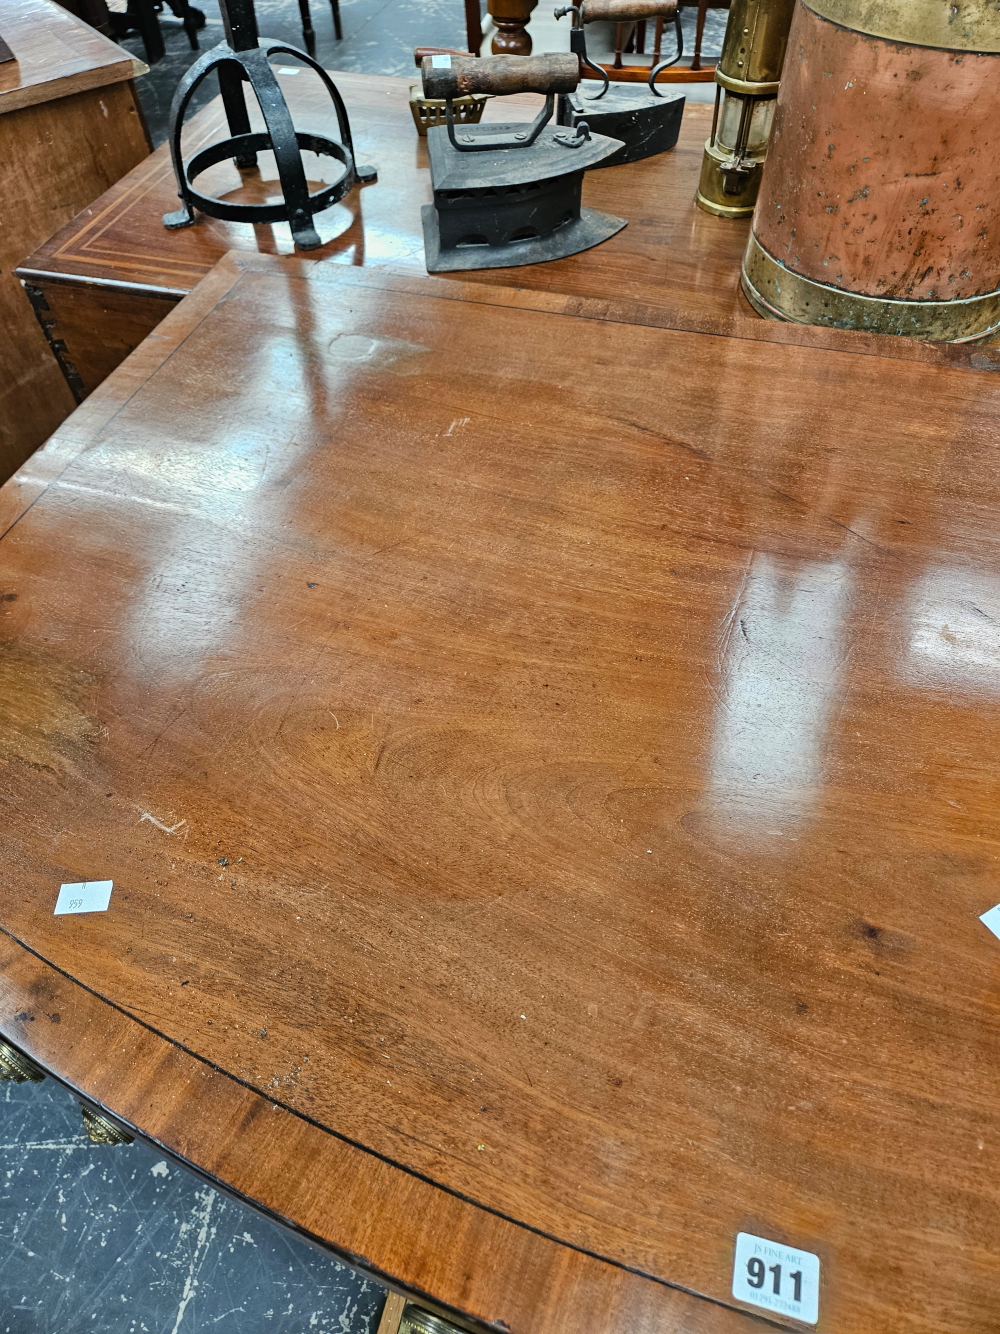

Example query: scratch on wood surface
[140,813,187,834]
[716,549,755,673]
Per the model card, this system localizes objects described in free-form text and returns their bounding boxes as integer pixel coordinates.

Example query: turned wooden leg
[488,0,536,54]
[691,0,709,70]
[613,19,625,66]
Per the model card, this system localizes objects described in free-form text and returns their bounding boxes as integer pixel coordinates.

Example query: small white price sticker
[430,54,452,67]
[980,903,1000,941]
[732,1232,820,1325]
[54,881,113,916]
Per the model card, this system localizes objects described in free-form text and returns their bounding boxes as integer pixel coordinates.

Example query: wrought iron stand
[162,0,375,251]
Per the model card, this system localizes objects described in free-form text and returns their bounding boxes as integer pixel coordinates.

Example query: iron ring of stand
[163,36,376,251]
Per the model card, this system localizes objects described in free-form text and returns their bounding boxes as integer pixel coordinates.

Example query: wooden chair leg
[613,19,625,67]
[464,0,482,54]
[330,0,343,41]
[691,0,709,69]
[297,0,316,54]
[130,0,164,62]
[652,13,662,58]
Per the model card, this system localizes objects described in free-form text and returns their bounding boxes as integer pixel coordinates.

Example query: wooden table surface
[4,249,1000,1334]
[0,0,142,114]
[21,69,1000,409]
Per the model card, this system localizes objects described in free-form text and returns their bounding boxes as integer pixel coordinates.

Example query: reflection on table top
[3,251,1000,1334]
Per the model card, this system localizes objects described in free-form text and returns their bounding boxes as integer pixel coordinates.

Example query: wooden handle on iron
[581,0,677,20]
[421,53,580,99]
[413,46,473,66]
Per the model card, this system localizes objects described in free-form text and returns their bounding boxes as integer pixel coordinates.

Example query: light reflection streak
[707,554,853,832]
[905,566,1000,692]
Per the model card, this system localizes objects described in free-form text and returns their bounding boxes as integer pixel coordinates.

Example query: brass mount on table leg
[1,1034,134,1145]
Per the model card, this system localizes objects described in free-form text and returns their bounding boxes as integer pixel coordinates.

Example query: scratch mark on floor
[168,1187,218,1334]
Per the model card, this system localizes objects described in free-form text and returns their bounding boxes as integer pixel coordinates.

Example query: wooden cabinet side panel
[23,280,179,400]
[0,79,150,480]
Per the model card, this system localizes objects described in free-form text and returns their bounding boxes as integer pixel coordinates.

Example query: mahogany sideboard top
[20,68,1000,408]
[4,250,1000,1334]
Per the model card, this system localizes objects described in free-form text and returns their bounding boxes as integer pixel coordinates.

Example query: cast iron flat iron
[420,53,626,273]
[554,0,685,167]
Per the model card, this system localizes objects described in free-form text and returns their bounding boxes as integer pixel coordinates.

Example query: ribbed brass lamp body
[695,0,795,217]
[742,0,1000,341]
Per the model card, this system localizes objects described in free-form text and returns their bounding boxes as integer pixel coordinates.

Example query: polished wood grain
[20,73,750,306]
[0,0,149,480]
[4,249,1000,1332]
[0,0,144,114]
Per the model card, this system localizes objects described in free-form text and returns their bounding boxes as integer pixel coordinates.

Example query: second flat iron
[420,53,627,273]
[555,0,685,167]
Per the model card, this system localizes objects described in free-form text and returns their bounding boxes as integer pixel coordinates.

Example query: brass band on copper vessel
[802,0,1000,50]
[741,232,1000,342]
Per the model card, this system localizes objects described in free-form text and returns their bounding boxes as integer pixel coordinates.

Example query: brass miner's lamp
[695,0,794,218]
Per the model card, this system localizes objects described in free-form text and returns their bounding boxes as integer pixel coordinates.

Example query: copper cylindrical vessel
[695,0,796,218]
[742,0,1000,341]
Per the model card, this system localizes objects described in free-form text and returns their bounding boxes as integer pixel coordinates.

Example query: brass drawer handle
[80,1105,135,1146]
[402,1308,466,1334]
[0,1037,46,1083]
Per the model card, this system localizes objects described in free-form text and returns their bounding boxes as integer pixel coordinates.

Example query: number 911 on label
[732,1232,820,1325]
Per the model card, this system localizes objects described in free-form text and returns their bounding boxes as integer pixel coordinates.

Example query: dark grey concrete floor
[1,1076,386,1333]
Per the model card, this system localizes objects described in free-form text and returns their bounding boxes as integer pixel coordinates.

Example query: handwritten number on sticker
[54,881,114,915]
